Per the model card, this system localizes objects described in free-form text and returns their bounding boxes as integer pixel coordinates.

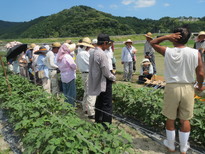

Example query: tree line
[0,5,204,39]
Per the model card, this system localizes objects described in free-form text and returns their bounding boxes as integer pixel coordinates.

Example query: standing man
[121,39,137,82]
[26,43,36,80]
[44,42,61,95]
[193,31,205,63]
[88,34,116,129]
[144,32,157,74]
[150,27,204,154]
[76,37,96,119]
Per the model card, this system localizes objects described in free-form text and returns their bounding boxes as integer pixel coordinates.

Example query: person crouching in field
[150,27,204,154]
[138,58,153,84]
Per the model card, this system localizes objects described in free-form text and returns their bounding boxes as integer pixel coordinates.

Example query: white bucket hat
[198,31,205,38]
[124,39,133,44]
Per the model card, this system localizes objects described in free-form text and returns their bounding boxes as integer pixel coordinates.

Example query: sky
[1,0,205,22]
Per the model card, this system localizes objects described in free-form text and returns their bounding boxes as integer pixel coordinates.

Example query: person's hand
[145,55,150,59]
[168,32,182,42]
[143,71,149,75]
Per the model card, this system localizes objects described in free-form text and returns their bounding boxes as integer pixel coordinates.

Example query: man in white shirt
[44,42,61,95]
[121,39,137,82]
[76,37,96,119]
[105,43,114,73]
[150,27,204,154]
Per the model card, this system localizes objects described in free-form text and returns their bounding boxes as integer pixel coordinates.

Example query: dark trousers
[95,79,113,125]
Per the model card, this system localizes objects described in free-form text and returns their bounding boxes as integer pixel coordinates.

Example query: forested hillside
[0,5,205,39]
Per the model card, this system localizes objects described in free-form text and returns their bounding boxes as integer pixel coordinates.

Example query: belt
[82,72,89,73]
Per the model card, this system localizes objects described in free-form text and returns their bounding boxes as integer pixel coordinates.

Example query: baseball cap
[97,34,113,43]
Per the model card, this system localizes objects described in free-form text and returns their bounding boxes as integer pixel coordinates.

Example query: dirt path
[0,123,12,154]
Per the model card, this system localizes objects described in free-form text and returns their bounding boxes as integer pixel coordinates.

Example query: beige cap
[77,37,94,48]
[29,43,36,49]
[52,42,61,48]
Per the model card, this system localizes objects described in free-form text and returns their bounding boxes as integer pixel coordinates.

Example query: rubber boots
[179,131,190,154]
[163,129,176,152]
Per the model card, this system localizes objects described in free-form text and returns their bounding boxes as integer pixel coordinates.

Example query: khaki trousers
[81,73,96,116]
[49,70,59,95]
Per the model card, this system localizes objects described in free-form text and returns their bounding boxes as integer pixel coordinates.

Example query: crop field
[0,35,204,153]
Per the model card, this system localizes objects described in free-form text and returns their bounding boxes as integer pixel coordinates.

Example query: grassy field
[113,40,195,76]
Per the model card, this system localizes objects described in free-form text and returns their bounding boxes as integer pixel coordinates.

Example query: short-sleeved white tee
[164,47,198,83]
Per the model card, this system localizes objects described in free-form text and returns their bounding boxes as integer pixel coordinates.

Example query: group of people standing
[6,29,205,153]
[7,34,116,129]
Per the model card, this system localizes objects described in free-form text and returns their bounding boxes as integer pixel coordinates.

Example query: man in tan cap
[44,42,61,95]
[194,31,205,62]
[144,32,157,74]
[76,37,96,119]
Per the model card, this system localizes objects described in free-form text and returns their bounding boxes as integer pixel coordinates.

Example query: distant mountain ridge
[0,5,204,39]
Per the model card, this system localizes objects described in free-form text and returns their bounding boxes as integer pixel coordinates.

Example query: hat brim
[34,50,48,55]
[124,41,133,44]
[77,42,94,48]
[198,34,205,37]
[144,34,153,39]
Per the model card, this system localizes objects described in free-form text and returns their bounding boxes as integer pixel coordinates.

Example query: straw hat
[52,42,61,48]
[124,39,133,44]
[198,31,205,38]
[28,43,36,49]
[77,37,94,48]
[144,32,153,39]
[65,40,72,44]
[34,47,48,55]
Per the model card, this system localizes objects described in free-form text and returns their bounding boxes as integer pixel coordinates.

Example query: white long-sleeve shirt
[121,46,136,62]
[105,47,113,71]
[44,50,58,69]
[76,50,90,72]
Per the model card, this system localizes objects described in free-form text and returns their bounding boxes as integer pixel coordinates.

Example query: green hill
[0,5,204,39]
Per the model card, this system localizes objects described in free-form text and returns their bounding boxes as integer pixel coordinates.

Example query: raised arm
[150,33,182,56]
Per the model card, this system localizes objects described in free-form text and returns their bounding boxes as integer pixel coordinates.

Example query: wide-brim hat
[52,42,61,48]
[141,58,151,65]
[77,37,94,48]
[198,31,205,38]
[28,43,37,49]
[144,32,153,39]
[34,47,48,55]
[124,39,133,44]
